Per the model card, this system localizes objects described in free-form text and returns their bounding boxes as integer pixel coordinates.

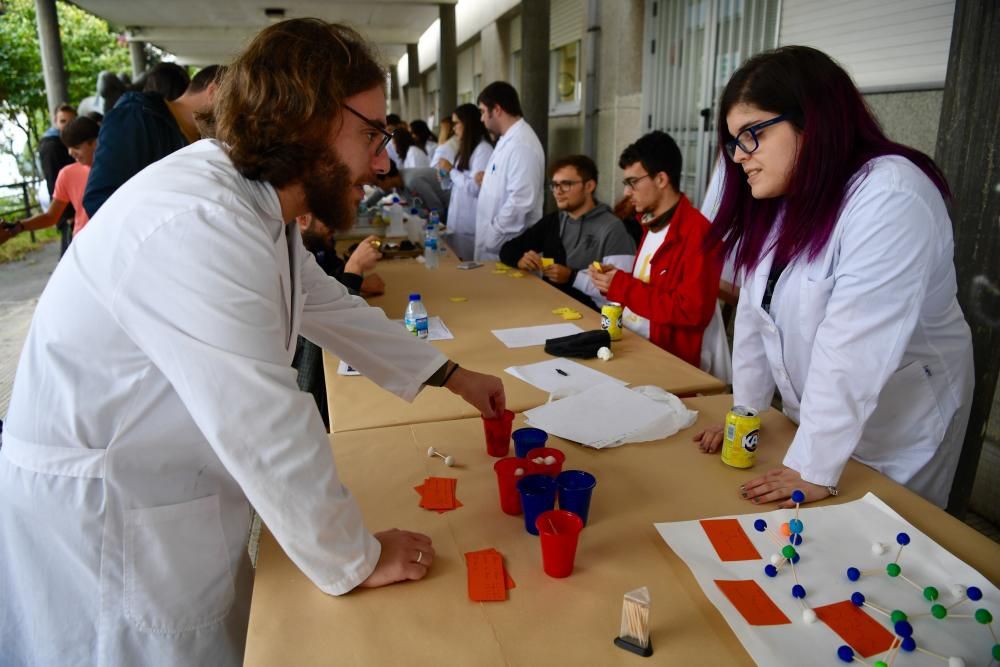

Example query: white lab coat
[474,118,545,262]
[732,156,973,508]
[402,146,430,169]
[0,140,446,666]
[447,140,493,260]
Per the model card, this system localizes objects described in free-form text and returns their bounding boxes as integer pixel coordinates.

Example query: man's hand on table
[542,263,572,285]
[517,250,543,272]
[445,366,506,418]
[359,529,435,588]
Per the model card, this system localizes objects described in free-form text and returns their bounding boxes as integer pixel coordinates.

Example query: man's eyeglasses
[621,174,651,189]
[549,180,583,193]
[724,114,789,160]
[344,104,393,156]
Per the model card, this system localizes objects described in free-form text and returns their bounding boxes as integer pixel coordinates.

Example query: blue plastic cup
[516,474,557,535]
[512,427,548,458]
[556,470,597,526]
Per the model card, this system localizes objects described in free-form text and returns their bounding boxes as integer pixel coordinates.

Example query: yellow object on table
[508,271,525,278]
[449,296,468,302]
[541,257,555,268]
[244,395,1000,666]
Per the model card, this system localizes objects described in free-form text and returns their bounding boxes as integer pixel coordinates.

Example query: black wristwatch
[425,361,459,387]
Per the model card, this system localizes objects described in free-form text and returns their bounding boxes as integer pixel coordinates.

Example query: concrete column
[389,68,402,116]
[129,40,148,79]
[34,0,69,114]
[582,0,601,157]
[438,3,457,121]
[404,42,422,121]
[480,22,506,85]
[520,0,550,159]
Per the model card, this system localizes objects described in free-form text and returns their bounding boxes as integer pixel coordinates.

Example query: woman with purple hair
[694,46,973,509]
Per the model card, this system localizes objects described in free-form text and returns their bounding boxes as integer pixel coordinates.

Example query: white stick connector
[427,447,456,466]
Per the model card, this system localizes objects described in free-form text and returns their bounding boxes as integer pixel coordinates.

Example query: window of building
[549,41,581,116]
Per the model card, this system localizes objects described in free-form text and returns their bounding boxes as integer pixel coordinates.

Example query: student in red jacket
[590,131,722,367]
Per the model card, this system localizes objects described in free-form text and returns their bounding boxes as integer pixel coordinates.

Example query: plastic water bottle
[404,293,429,339]
[429,209,447,255]
[387,196,405,237]
[438,167,452,191]
[423,224,439,269]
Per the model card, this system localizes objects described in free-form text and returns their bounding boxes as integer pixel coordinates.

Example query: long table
[243,394,1000,666]
[323,254,727,433]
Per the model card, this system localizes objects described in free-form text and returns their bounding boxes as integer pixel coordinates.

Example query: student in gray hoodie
[500,155,636,310]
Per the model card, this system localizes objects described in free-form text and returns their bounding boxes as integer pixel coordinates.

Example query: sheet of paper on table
[523,383,696,449]
[504,358,628,394]
[655,493,1000,667]
[336,361,361,376]
[490,323,584,348]
[392,316,454,341]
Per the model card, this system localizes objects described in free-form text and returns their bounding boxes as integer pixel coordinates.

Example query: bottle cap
[409,293,421,301]
[392,196,400,203]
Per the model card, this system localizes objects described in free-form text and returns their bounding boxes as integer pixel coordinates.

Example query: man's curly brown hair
[212,19,386,188]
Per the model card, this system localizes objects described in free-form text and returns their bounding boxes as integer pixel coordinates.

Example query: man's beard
[302,145,356,232]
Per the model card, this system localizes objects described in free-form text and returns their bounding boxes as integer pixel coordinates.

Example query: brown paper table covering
[244,394,1000,666]
[323,255,726,433]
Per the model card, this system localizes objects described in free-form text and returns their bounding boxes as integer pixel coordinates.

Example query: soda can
[721,406,760,469]
[601,302,624,341]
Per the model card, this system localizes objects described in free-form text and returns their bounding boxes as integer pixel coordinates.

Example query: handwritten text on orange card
[465,550,507,601]
[700,518,762,561]
[714,579,791,626]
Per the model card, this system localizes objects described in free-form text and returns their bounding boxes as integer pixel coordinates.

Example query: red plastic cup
[535,509,584,578]
[482,409,514,457]
[525,447,566,477]
[493,457,530,515]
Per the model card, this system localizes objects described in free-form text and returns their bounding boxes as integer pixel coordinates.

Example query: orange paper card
[700,518,762,561]
[814,600,896,658]
[465,548,515,589]
[415,477,460,511]
[714,579,791,626]
[465,550,507,601]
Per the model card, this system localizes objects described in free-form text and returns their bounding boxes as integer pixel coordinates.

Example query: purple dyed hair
[709,46,950,276]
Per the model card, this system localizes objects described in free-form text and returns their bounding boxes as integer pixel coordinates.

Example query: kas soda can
[721,406,760,469]
[601,302,623,341]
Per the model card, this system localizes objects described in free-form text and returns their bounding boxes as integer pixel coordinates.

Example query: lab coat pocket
[799,275,836,342]
[860,361,946,472]
[124,494,235,634]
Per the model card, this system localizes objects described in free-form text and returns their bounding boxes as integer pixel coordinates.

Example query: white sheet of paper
[655,494,999,667]
[392,316,454,341]
[504,358,628,394]
[490,323,584,348]
[336,360,361,376]
[522,383,690,448]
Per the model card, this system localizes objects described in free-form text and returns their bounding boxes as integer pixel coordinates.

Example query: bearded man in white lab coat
[0,19,505,667]
[473,81,545,262]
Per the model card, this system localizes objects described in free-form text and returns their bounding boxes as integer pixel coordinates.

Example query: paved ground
[0,242,58,415]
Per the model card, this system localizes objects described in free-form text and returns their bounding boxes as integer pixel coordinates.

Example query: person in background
[384,113,406,165]
[37,103,77,255]
[410,120,437,161]
[395,128,430,169]
[590,131,721,367]
[431,117,458,169]
[3,117,100,244]
[83,64,222,217]
[439,103,493,260]
[693,46,973,510]
[500,155,636,310]
[142,62,190,101]
[474,81,544,261]
[364,160,447,214]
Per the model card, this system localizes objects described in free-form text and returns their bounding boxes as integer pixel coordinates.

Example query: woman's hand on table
[694,423,724,453]
[359,529,435,588]
[740,467,831,508]
[445,366,506,418]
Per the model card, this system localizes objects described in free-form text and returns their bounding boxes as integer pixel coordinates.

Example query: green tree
[0,0,131,180]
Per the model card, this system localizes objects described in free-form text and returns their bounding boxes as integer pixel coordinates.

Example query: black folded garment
[544,329,611,358]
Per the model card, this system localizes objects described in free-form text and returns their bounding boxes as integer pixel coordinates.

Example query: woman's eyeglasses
[724,114,789,160]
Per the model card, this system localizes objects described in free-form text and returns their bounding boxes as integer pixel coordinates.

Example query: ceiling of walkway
[72,1,455,66]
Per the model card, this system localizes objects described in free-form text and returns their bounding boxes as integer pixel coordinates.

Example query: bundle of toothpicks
[615,586,652,657]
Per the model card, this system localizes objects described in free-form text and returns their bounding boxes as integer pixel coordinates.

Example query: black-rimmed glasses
[343,104,393,156]
[724,114,789,160]
[549,180,583,193]
[621,174,651,189]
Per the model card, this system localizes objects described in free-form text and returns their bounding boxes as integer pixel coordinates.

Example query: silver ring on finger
[416,550,423,564]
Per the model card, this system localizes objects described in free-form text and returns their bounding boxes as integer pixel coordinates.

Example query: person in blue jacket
[82,65,221,217]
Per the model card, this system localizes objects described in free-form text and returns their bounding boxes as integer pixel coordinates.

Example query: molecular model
[751,490,998,667]
[839,532,997,667]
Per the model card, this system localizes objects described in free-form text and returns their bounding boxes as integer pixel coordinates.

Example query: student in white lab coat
[0,20,505,667]
[474,81,545,262]
[440,103,494,260]
[694,46,973,509]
